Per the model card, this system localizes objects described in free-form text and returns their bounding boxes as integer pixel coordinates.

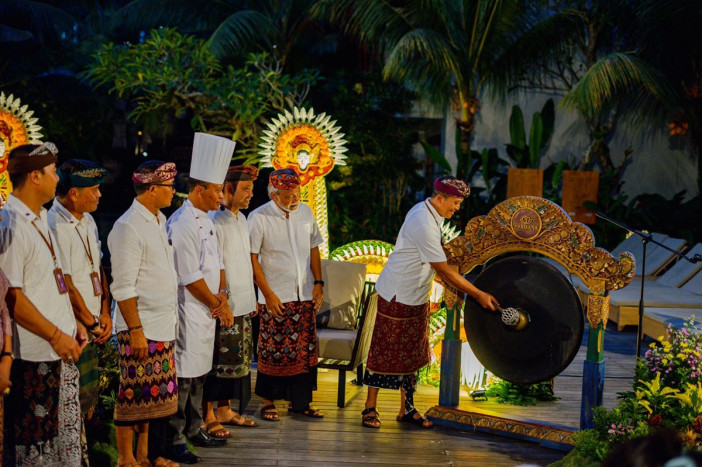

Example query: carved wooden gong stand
[426,196,635,450]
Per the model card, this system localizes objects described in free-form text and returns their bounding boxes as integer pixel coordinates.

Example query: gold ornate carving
[425,405,576,447]
[587,295,610,328]
[443,196,635,293]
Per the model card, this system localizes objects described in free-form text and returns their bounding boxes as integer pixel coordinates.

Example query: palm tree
[106,0,326,69]
[315,0,530,182]
[491,0,675,176]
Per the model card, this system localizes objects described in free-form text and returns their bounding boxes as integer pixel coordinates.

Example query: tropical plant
[316,0,531,181]
[494,0,676,182]
[484,379,560,406]
[506,98,555,168]
[107,0,328,69]
[83,27,319,164]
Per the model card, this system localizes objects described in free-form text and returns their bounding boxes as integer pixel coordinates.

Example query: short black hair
[186,177,209,193]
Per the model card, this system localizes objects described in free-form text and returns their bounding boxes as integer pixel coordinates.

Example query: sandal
[260,404,280,421]
[203,421,231,439]
[300,407,324,418]
[219,412,258,428]
[151,457,179,467]
[361,407,381,429]
[396,408,434,429]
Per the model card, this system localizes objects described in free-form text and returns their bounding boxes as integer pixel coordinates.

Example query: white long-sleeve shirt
[108,198,178,342]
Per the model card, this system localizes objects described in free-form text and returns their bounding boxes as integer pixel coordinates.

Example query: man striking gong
[361,176,499,429]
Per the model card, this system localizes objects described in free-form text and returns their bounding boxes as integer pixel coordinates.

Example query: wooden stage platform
[196,324,643,465]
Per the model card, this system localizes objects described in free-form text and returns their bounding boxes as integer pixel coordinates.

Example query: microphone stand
[595,212,701,357]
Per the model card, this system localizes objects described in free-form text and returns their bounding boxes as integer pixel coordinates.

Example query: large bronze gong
[464,256,584,385]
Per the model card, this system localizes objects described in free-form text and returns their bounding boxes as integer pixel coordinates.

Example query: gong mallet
[494,305,530,331]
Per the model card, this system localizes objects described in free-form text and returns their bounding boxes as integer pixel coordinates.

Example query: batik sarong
[257,301,317,376]
[113,331,178,425]
[255,300,318,411]
[365,296,430,375]
[77,340,99,415]
[203,315,252,407]
[2,359,81,467]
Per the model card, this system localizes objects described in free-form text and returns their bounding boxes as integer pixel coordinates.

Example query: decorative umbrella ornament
[0,92,44,202]
[259,107,347,258]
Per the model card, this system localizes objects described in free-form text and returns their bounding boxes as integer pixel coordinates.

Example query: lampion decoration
[259,107,347,258]
[0,92,43,202]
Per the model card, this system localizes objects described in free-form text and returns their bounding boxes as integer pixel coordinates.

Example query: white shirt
[375,199,447,306]
[48,198,103,317]
[108,198,178,342]
[248,200,323,304]
[0,194,76,361]
[167,199,223,378]
[209,207,256,317]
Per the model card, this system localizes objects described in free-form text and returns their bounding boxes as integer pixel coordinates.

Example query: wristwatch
[86,315,100,331]
[313,280,324,286]
[219,289,231,298]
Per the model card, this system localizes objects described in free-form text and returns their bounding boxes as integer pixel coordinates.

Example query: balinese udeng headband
[226,165,259,182]
[7,142,59,174]
[58,159,110,188]
[269,168,300,190]
[434,176,471,198]
[132,162,177,184]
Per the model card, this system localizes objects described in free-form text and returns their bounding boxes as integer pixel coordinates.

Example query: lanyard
[31,220,59,267]
[75,225,96,272]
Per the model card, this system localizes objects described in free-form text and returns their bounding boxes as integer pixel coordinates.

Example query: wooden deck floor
[196,324,644,466]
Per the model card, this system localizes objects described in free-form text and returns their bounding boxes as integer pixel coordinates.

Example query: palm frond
[562,52,676,122]
[208,10,278,58]
[0,0,77,43]
[383,28,459,107]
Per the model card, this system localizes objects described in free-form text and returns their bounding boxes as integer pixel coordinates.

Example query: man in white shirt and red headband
[248,168,325,421]
[109,160,180,467]
[361,176,499,430]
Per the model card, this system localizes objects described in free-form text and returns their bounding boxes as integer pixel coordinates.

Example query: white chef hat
[189,133,236,185]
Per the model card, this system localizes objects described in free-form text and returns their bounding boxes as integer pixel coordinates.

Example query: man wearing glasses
[108,160,180,467]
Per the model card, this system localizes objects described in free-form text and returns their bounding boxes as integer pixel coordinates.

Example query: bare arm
[430,262,499,310]
[115,297,148,360]
[64,274,97,328]
[310,247,323,311]
[251,253,283,318]
[6,287,81,361]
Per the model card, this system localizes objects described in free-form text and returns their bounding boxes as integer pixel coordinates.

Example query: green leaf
[540,99,555,147]
[528,112,543,168]
[420,141,452,173]
[509,104,526,151]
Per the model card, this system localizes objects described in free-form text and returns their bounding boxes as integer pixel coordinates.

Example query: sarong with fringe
[366,295,430,375]
[113,331,178,425]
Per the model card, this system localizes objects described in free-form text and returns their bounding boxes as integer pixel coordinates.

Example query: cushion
[316,260,367,330]
[317,328,357,361]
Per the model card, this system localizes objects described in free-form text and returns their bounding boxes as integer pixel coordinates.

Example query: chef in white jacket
[153,133,235,463]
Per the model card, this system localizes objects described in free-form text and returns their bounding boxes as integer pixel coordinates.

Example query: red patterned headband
[132,162,177,184]
[226,165,258,182]
[269,169,300,190]
[434,176,470,198]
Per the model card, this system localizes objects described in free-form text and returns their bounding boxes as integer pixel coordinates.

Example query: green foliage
[506,99,555,168]
[83,27,319,164]
[484,379,560,406]
[317,72,421,248]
